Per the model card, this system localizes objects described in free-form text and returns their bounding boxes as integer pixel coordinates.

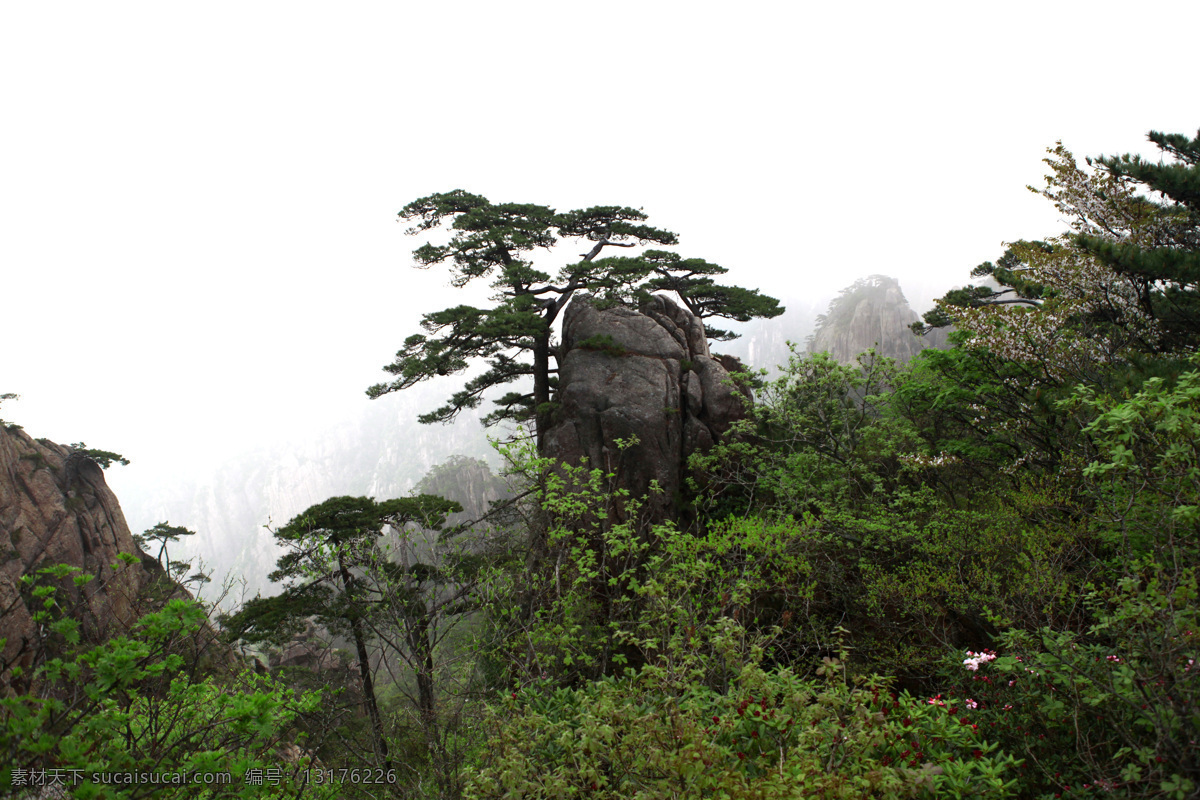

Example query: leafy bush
[465,620,1021,799]
[933,567,1198,800]
[1,564,332,799]
[1063,361,1200,565]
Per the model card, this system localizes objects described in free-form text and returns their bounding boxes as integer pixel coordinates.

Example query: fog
[4,1,1196,514]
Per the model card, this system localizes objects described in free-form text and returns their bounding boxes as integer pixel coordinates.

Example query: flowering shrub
[963,650,997,671]
[950,144,1167,382]
[933,569,1199,799]
[465,620,1021,799]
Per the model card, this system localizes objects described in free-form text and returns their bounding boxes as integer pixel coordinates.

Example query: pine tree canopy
[918,130,1200,353]
[223,494,461,644]
[368,191,783,445]
[913,243,1049,334]
[1076,129,1200,350]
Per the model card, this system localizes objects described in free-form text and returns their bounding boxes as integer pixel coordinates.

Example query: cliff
[0,427,161,682]
[807,275,928,365]
[415,454,512,526]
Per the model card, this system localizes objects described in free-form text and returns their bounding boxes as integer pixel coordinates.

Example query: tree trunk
[338,552,393,772]
[409,615,437,726]
[533,329,551,453]
[409,613,453,797]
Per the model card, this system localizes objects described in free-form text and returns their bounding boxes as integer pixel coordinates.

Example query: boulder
[542,295,749,526]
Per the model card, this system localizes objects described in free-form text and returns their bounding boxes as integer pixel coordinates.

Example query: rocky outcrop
[0,428,159,682]
[807,275,927,365]
[542,295,749,525]
[415,455,512,526]
[265,621,346,673]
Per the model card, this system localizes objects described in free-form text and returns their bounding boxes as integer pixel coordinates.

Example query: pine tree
[917,133,1199,372]
[133,522,196,578]
[367,191,783,448]
[1076,129,1200,350]
[222,494,460,772]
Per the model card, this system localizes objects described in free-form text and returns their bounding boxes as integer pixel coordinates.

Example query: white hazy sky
[3,1,1197,496]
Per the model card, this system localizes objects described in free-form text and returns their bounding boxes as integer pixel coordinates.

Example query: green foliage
[18,451,49,470]
[913,243,1049,335]
[220,489,511,796]
[223,495,454,773]
[16,128,1194,795]
[1,564,331,799]
[932,566,1198,799]
[221,586,331,646]
[892,343,1081,479]
[576,334,628,357]
[483,437,659,685]
[683,325,1117,683]
[637,249,784,342]
[922,134,1197,386]
[1077,130,1200,351]
[1063,359,1200,563]
[466,620,1020,799]
[907,357,1200,798]
[70,442,131,469]
[253,494,461,596]
[690,346,912,518]
[134,522,207,588]
[367,191,781,443]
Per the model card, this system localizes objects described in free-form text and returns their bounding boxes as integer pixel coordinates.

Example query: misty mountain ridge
[116,381,500,601]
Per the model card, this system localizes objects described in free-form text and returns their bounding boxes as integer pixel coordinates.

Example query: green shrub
[1,564,334,799]
[577,334,628,358]
[465,620,1020,799]
[931,566,1198,799]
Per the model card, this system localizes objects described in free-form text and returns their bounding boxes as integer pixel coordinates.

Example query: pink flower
[963,651,997,671]
[966,699,978,710]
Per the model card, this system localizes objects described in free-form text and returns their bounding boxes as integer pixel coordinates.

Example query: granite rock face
[415,454,511,526]
[542,295,749,525]
[808,275,927,365]
[0,427,158,681]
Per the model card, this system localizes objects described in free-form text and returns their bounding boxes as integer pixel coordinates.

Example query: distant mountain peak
[807,274,927,365]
